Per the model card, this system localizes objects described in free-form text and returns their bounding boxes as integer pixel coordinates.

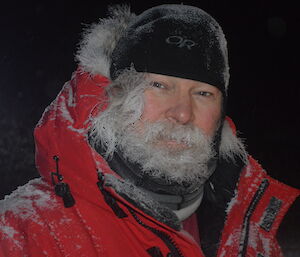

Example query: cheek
[194,105,222,137]
[140,91,165,122]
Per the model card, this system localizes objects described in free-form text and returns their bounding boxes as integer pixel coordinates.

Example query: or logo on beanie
[110,4,229,95]
[165,36,197,50]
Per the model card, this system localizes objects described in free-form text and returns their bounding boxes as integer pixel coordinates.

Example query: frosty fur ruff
[76,5,135,78]
[76,4,248,164]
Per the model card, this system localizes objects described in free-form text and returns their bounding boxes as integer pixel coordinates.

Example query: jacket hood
[34,5,247,208]
[34,71,111,204]
[34,70,183,228]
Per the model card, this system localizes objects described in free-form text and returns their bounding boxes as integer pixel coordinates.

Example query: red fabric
[225,116,237,134]
[0,69,299,257]
[183,213,201,245]
[217,156,300,257]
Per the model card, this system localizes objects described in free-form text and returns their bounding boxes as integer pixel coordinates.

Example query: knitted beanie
[110,4,229,96]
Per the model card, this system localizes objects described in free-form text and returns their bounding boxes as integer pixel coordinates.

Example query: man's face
[140,73,222,146]
[91,71,223,183]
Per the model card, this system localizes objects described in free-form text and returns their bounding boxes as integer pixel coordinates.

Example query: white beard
[118,120,216,184]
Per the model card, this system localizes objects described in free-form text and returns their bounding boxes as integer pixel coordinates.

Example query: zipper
[238,178,269,257]
[96,172,128,218]
[128,208,184,257]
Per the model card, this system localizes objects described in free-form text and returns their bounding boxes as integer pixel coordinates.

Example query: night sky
[1,0,299,200]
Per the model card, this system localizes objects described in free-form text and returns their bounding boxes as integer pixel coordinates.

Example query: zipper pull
[51,156,75,208]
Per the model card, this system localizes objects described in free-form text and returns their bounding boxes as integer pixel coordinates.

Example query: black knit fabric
[197,157,245,257]
[110,4,229,96]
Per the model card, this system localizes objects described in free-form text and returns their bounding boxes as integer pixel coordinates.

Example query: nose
[165,95,194,125]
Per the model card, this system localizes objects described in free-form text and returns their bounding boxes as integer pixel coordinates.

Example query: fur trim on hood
[76,5,135,78]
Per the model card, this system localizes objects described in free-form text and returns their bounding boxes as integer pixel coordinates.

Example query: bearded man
[0,4,299,257]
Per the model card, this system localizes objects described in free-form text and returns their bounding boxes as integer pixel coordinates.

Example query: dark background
[0,0,299,205]
[0,0,299,255]
[0,0,300,196]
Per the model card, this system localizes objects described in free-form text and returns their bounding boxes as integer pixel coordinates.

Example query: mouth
[155,139,190,150]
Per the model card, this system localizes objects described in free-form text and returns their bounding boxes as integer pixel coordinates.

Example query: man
[0,4,299,257]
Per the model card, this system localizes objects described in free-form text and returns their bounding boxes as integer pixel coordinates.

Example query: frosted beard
[90,69,217,185]
[118,120,216,184]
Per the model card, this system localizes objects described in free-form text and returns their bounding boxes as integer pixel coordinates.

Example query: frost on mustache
[119,121,215,184]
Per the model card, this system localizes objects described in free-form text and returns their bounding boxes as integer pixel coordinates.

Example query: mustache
[118,119,216,184]
[132,120,212,147]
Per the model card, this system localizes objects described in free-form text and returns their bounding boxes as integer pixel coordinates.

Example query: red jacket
[0,70,299,257]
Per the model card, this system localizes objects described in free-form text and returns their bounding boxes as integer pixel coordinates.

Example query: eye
[195,91,213,97]
[151,81,166,89]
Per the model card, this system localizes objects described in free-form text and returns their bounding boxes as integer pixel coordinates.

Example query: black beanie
[110,4,229,96]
